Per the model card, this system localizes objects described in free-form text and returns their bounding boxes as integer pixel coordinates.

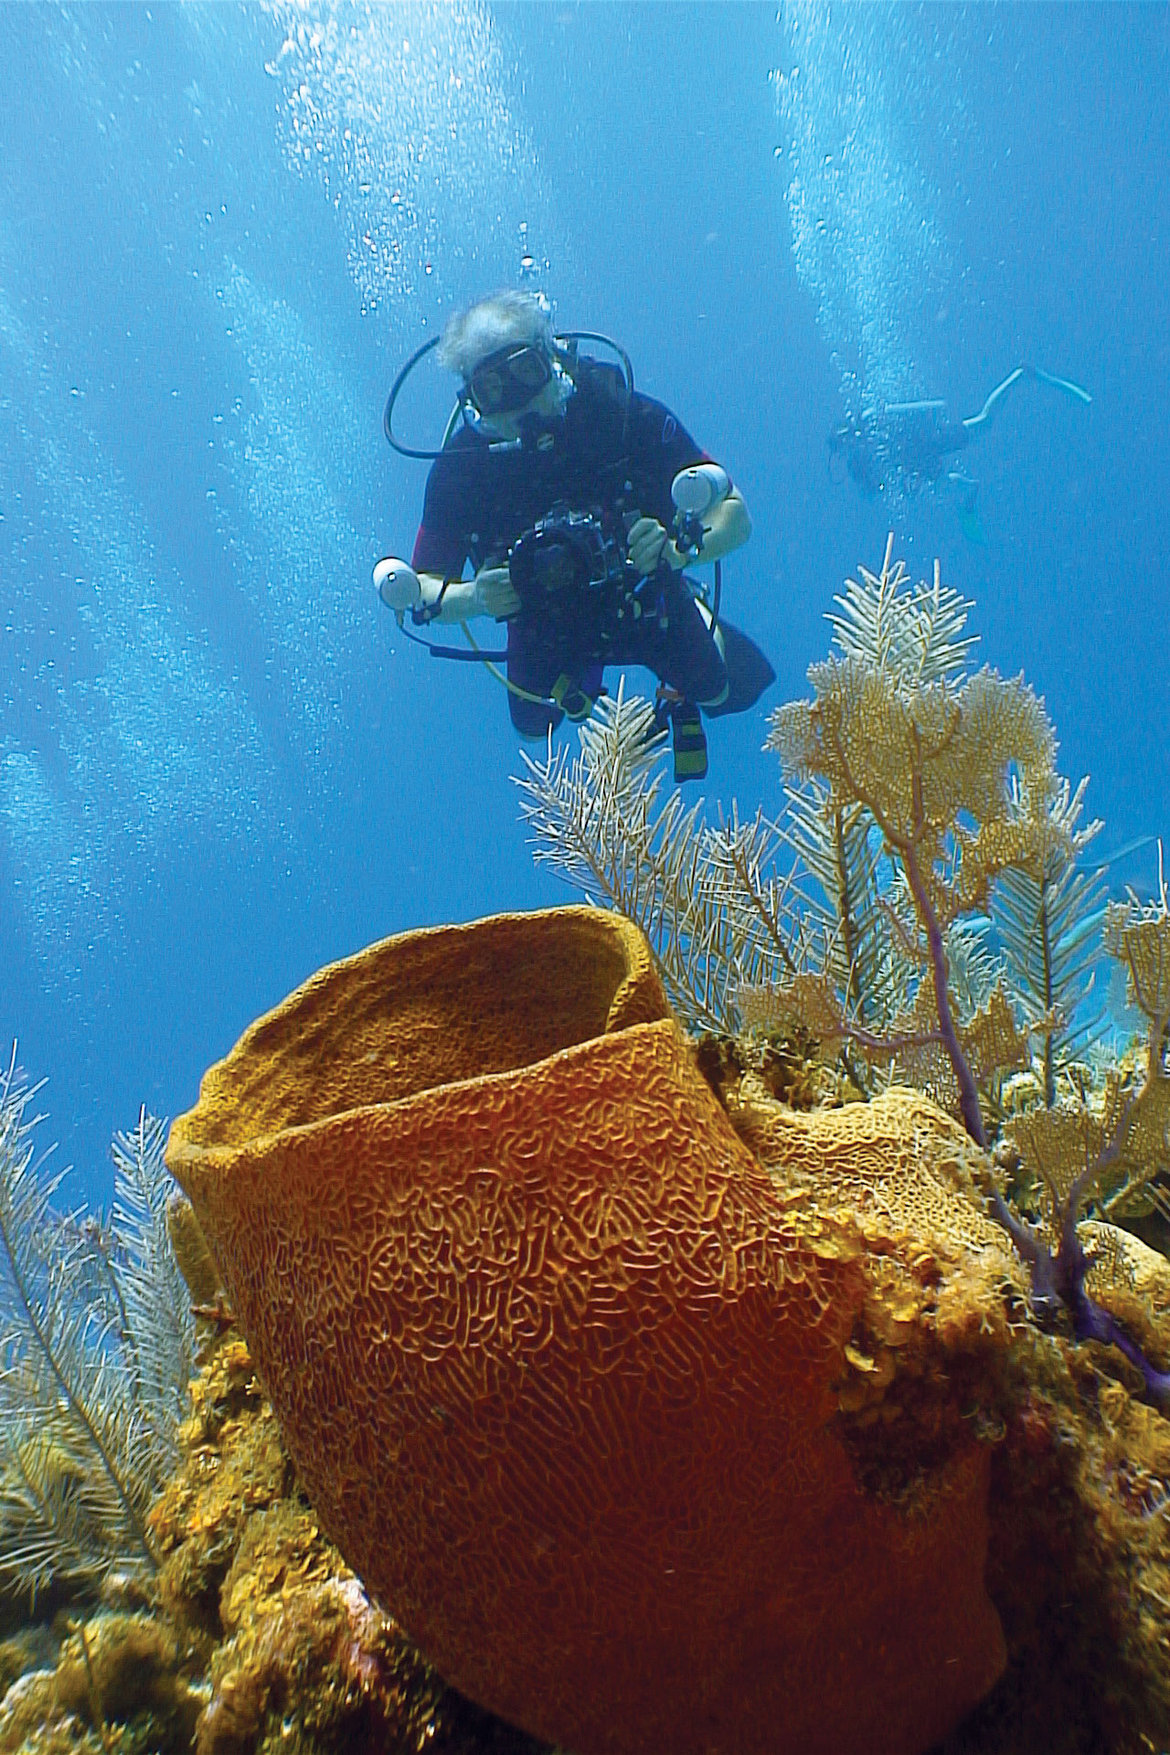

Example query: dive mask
[466,342,553,417]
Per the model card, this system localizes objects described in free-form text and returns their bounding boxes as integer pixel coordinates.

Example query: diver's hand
[473,564,521,620]
[627,516,686,576]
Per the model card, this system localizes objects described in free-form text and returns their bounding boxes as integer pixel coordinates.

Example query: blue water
[1,2,1166,1200]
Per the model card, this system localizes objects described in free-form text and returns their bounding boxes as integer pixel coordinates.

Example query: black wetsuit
[835,406,971,498]
[411,361,737,736]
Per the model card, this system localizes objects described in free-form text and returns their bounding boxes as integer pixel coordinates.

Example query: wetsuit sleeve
[410,454,472,578]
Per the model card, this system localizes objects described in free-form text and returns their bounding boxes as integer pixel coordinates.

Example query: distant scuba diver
[828,364,1092,544]
[372,290,775,783]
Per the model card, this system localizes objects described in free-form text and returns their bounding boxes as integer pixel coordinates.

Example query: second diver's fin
[957,504,988,547]
[961,367,1028,431]
[1032,365,1093,405]
[947,470,988,546]
[963,364,1092,432]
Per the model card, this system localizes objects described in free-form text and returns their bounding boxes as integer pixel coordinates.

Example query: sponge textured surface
[168,906,1005,1755]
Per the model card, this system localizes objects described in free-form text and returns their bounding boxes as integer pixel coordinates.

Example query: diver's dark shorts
[505,573,730,739]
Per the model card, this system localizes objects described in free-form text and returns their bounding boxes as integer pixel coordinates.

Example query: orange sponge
[168,906,1004,1755]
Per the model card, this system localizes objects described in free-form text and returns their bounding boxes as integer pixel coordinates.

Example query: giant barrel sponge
[166,906,1006,1755]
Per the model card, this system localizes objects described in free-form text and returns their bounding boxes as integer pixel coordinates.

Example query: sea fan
[514,548,1087,1130]
[0,1050,193,1598]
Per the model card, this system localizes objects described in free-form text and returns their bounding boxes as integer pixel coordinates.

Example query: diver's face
[521,375,569,420]
[467,342,552,417]
[468,347,567,438]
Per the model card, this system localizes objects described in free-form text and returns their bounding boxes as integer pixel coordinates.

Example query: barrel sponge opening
[169,906,667,1154]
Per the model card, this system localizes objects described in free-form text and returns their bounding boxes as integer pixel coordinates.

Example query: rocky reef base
[0,1332,542,1755]
[0,1278,1167,1755]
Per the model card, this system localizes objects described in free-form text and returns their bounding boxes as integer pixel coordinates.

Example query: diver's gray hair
[437,291,554,380]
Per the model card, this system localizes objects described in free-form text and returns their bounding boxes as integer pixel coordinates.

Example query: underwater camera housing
[507,508,632,609]
[509,465,732,609]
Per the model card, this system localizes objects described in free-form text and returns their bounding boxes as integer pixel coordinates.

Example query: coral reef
[0,1327,543,1755]
[523,540,1170,1376]
[3,539,1169,1755]
[507,538,1170,1746]
[716,1067,1170,1753]
[3,1290,1165,1753]
[6,1285,1170,1754]
[160,895,1170,1753]
[934,1308,1170,1755]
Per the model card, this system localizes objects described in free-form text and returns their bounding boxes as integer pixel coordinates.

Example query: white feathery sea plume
[0,1051,194,1598]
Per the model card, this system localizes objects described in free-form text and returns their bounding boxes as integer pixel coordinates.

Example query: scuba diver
[828,364,1092,544]
[373,290,775,782]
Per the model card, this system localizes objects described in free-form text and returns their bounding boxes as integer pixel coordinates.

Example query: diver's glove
[627,516,687,577]
[473,563,521,620]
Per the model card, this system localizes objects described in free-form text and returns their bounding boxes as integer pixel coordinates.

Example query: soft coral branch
[916,898,1170,1408]
[987,1178,1170,1412]
[901,836,988,1148]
